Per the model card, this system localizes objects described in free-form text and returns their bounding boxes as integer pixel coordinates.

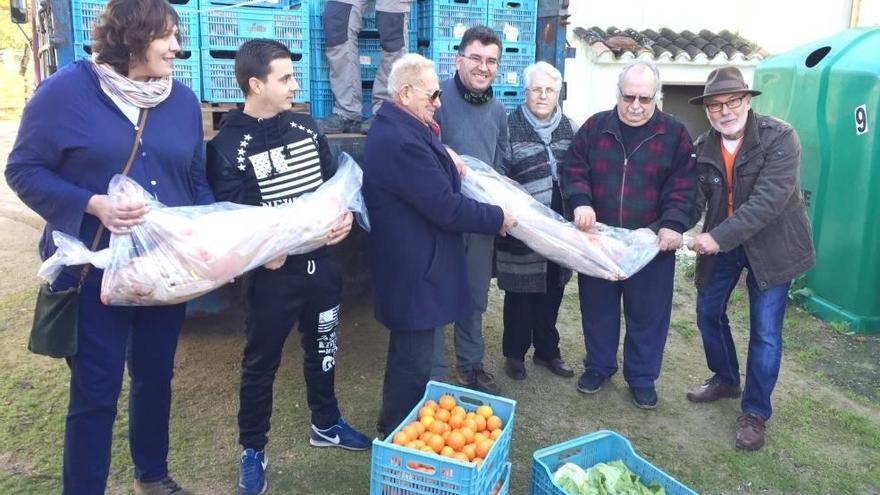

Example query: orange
[412,421,426,436]
[463,418,478,432]
[427,434,445,454]
[448,415,463,429]
[403,424,419,440]
[424,399,438,410]
[474,432,487,444]
[442,430,451,442]
[420,445,435,453]
[459,427,475,444]
[451,406,467,418]
[418,406,435,419]
[486,415,502,432]
[446,431,466,451]
[419,415,435,428]
[406,441,417,449]
[473,457,484,468]
[419,431,433,443]
[453,452,470,463]
[440,445,456,458]
[474,415,487,432]
[475,439,492,458]
[490,428,502,441]
[476,405,493,419]
[438,395,456,411]
[461,443,477,461]
[393,432,409,446]
[412,439,426,450]
[435,408,451,423]
[429,421,446,435]
[465,412,477,421]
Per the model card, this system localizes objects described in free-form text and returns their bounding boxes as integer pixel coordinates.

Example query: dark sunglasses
[620,93,656,105]
[411,85,443,102]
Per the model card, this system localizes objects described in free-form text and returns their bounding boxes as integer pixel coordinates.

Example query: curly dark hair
[91,0,180,76]
[458,25,503,56]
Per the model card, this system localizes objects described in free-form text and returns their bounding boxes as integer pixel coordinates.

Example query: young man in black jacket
[206,39,370,495]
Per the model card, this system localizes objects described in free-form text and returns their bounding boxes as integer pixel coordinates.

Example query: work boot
[686,376,742,403]
[134,476,193,495]
[457,365,501,395]
[504,357,527,380]
[735,413,766,451]
[317,113,360,134]
[533,356,574,378]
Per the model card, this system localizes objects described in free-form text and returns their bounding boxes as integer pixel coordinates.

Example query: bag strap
[78,108,150,287]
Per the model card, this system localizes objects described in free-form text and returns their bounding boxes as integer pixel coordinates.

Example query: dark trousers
[502,262,565,361]
[696,247,791,420]
[377,328,434,436]
[238,257,342,451]
[577,251,675,388]
[62,275,186,495]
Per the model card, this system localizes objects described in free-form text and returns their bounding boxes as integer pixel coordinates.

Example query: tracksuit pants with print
[238,257,342,451]
[323,0,411,119]
[60,272,186,495]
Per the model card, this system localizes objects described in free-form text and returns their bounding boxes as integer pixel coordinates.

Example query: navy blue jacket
[5,61,213,284]
[362,102,504,331]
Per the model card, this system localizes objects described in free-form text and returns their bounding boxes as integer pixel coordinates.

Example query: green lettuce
[552,460,666,495]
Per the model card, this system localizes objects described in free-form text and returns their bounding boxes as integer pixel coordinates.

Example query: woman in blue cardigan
[5,0,213,493]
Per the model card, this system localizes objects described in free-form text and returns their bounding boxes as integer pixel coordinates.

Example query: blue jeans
[696,246,791,420]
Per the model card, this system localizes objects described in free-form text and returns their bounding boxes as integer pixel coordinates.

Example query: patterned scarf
[90,53,172,108]
[521,104,563,180]
[454,72,494,105]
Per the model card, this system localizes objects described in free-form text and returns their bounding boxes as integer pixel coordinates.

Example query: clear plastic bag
[38,153,369,305]
[460,156,659,280]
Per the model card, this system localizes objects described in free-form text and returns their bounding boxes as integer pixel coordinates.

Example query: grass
[1,263,879,494]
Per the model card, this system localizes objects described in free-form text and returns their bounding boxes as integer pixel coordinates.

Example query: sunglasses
[620,93,656,105]
[410,85,443,102]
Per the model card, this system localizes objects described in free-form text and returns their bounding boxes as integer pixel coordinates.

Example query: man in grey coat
[686,67,815,451]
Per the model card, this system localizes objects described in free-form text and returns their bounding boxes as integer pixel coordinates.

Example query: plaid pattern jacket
[560,109,699,233]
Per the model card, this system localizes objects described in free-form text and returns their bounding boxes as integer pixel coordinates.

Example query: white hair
[616,60,663,102]
[522,61,563,91]
[388,53,436,99]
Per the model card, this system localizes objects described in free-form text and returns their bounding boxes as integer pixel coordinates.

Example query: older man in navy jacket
[362,53,516,434]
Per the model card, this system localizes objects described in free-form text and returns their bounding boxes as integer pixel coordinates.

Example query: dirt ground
[2,118,879,494]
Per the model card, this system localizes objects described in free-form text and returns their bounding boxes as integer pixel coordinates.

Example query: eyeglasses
[620,93,656,105]
[705,95,746,113]
[410,85,442,102]
[459,53,499,68]
[526,87,558,97]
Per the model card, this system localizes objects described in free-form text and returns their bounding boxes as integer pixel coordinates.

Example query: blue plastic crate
[417,0,487,43]
[200,5,308,53]
[201,50,309,103]
[419,40,459,80]
[495,41,533,86]
[308,0,417,30]
[71,0,199,51]
[487,0,536,43]
[494,84,523,113]
[369,381,516,495]
[198,0,299,10]
[309,79,373,119]
[531,430,698,495]
[73,43,202,99]
[309,31,387,81]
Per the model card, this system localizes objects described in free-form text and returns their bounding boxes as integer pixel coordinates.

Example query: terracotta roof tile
[573,26,768,62]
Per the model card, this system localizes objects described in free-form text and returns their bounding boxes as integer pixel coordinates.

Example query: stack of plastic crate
[487,0,535,112]
[199,0,309,103]
[308,0,418,120]
[70,0,202,99]
[416,0,487,81]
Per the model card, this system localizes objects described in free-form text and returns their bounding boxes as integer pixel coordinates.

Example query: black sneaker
[576,370,607,394]
[456,366,501,395]
[630,386,658,409]
[317,113,360,134]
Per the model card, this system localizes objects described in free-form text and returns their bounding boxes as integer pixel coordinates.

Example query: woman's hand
[86,194,148,235]
[326,211,354,246]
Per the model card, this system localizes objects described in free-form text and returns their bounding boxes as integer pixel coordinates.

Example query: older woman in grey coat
[497,61,578,380]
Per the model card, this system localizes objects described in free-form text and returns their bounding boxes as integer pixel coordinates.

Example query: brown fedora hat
[689,66,761,105]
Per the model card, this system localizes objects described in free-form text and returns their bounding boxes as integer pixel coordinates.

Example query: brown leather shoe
[735,413,766,451]
[504,358,527,380]
[532,356,575,378]
[686,377,742,403]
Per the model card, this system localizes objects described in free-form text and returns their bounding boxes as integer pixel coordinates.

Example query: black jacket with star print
[207,109,338,260]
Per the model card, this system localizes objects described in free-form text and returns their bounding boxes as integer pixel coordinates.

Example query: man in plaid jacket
[560,60,699,409]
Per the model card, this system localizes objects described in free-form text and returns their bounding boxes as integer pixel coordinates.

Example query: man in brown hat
[686,66,815,450]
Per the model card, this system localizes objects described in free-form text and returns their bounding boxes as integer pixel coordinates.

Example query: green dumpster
[752,27,880,334]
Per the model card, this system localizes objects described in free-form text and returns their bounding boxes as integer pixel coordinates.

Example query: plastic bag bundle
[38,153,368,305]
[460,156,659,280]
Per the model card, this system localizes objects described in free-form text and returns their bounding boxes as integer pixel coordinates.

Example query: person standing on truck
[430,25,511,395]
[205,39,371,495]
[686,67,815,451]
[559,60,699,410]
[5,0,214,493]
[317,0,412,134]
